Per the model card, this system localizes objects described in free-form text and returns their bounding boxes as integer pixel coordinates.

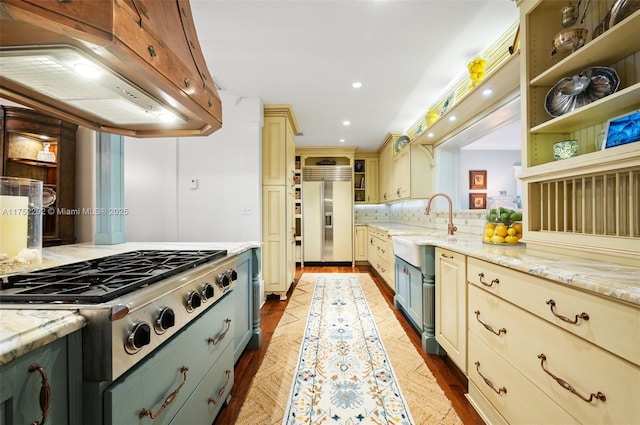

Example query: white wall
[459,150,521,209]
[124,92,263,242]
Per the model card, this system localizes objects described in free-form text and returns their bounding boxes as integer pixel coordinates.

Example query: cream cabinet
[262,106,296,187]
[354,226,368,262]
[518,1,640,264]
[467,257,640,425]
[354,154,378,204]
[378,134,433,203]
[435,247,467,374]
[262,105,297,299]
[378,141,392,202]
[367,226,394,289]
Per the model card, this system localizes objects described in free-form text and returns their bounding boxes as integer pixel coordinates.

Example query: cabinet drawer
[170,342,234,425]
[467,257,640,365]
[469,284,640,425]
[0,336,73,425]
[468,332,579,425]
[106,294,234,424]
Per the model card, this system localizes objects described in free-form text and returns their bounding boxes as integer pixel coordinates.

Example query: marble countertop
[40,241,261,269]
[364,223,640,306]
[0,310,86,365]
[0,241,261,364]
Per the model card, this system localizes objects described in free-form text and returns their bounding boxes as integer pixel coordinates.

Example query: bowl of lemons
[483,207,524,245]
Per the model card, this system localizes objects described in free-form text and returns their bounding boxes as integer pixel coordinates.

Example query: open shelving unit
[519,2,640,264]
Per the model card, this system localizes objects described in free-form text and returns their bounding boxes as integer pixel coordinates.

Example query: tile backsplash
[355,200,487,236]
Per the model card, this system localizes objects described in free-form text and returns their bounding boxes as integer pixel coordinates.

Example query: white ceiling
[192,0,520,152]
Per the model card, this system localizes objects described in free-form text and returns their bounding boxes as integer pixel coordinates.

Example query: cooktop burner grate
[0,250,227,304]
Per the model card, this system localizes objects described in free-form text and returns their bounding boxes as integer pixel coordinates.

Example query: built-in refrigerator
[302,166,353,263]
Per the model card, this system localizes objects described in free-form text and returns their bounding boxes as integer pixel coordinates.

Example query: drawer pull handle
[139,366,189,419]
[208,369,232,405]
[545,299,589,324]
[28,363,51,425]
[537,354,606,403]
[474,311,507,336]
[478,273,499,287]
[208,318,232,346]
[474,361,507,395]
[440,253,454,259]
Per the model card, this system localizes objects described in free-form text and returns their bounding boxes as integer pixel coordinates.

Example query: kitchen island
[0,241,261,425]
[1,241,262,359]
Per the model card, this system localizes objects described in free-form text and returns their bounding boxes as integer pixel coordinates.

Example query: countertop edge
[0,311,86,365]
[366,223,639,307]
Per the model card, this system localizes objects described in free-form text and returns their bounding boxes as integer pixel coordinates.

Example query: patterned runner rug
[234,273,462,425]
[283,275,413,424]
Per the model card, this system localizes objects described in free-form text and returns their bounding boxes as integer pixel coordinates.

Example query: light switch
[189,178,198,190]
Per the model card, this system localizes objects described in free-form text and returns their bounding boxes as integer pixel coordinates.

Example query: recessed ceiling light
[427,132,434,138]
[482,88,493,96]
[352,81,362,88]
[449,115,457,121]
[342,120,351,126]
[339,138,345,143]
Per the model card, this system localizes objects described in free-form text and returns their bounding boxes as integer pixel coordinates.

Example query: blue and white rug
[283,275,415,425]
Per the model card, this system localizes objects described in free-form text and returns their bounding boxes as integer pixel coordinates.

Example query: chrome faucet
[424,193,457,235]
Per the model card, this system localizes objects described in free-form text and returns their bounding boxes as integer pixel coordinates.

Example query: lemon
[505,235,520,244]
[483,236,492,243]
[507,227,517,236]
[495,225,508,237]
[485,222,496,230]
[491,235,505,244]
[484,228,495,238]
[512,223,523,233]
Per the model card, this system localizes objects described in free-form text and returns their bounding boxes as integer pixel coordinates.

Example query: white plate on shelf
[43,186,56,207]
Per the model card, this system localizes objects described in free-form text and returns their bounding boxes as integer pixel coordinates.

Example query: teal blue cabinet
[169,343,234,425]
[394,257,423,330]
[0,331,82,425]
[233,249,253,363]
[105,294,234,425]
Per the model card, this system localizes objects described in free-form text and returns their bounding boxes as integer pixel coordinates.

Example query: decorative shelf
[413,52,520,147]
[530,83,640,134]
[530,10,640,87]
[8,157,57,168]
[520,142,640,181]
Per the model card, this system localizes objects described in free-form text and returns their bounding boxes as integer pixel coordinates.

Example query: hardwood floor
[213,265,484,425]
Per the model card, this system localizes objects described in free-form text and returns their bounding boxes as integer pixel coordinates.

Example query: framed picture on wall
[470,193,487,209]
[469,170,487,190]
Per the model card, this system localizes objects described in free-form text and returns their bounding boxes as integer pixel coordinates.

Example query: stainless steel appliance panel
[302,166,353,263]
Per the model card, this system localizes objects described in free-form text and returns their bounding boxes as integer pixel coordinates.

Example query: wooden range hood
[0,0,222,137]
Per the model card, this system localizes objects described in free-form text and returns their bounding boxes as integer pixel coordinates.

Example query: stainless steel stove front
[80,255,238,382]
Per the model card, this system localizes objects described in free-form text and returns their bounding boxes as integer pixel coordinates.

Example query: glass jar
[483,195,523,245]
[0,176,43,275]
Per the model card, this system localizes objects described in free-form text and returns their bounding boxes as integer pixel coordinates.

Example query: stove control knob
[216,273,230,289]
[125,322,151,353]
[227,269,238,281]
[186,291,201,312]
[154,307,175,334]
[201,283,215,301]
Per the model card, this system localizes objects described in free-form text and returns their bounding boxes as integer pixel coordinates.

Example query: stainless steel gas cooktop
[0,249,227,304]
